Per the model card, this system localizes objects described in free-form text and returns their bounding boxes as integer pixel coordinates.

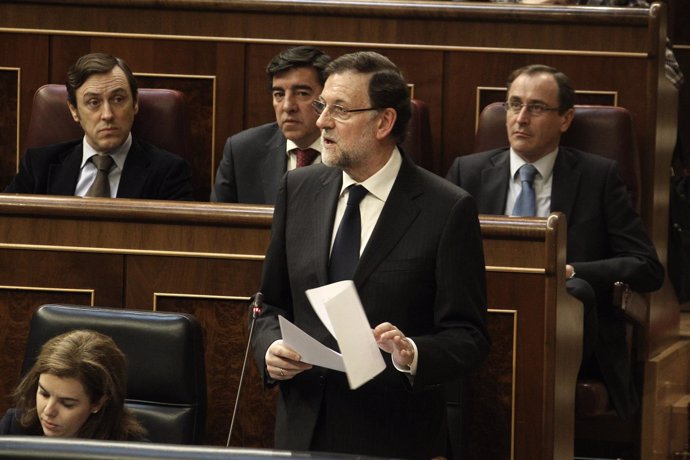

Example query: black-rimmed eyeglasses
[311,100,379,121]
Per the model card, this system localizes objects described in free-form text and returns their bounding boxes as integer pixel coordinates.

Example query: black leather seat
[402,98,434,171]
[21,304,207,445]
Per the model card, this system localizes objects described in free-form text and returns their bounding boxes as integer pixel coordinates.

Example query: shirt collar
[81,133,132,171]
[339,146,402,203]
[286,137,323,156]
[509,147,558,181]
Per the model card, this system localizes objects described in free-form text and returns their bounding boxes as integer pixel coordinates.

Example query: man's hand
[265,339,312,380]
[373,322,415,368]
[566,264,575,279]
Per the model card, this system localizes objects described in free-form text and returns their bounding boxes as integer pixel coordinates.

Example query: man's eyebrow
[291,84,315,91]
[508,96,550,104]
[81,88,127,99]
[81,91,104,99]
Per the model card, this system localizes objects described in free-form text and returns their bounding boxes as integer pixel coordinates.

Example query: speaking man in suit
[251,51,489,459]
[211,46,331,204]
[5,53,193,200]
[446,64,663,419]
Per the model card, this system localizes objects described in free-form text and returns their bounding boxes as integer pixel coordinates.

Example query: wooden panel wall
[0,2,675,232]
[0,3,679,352]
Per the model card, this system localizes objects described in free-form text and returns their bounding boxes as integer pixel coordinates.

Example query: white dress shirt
[505,148,558,217]
[285,138,323,171]
[75,133,132,198]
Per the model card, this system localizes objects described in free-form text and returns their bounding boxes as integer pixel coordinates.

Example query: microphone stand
[226,292,263,447]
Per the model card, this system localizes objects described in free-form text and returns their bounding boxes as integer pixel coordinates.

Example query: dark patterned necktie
[295,148,319,168]
[85,154,114,197]
[512,164,538,216]
[328,185,368,282]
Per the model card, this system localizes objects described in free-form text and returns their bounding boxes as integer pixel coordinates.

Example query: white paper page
[279,315,346,372]
[306,281,386,390]
[305,280,354,337]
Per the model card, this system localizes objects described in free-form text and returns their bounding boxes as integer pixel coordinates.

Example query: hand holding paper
[279,280,386,390]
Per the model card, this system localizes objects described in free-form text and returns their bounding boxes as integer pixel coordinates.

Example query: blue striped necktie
[512,164,538,216]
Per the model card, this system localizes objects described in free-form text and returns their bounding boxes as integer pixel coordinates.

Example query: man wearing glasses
[446,64,663,420]
[251,51,489,458]
[211,46,330,204]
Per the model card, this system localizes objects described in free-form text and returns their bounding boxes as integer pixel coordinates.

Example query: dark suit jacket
[252,153,490,459]
[446,146,664,418]
[4,138,193,200]
[211,122,287,204]
[0,409,41,436]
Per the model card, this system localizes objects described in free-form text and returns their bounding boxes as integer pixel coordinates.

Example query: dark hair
[266,46,331,89]
[506,64,575,113]
[66,53,138,107]
[12,329,146,441]
[324,51,412,144]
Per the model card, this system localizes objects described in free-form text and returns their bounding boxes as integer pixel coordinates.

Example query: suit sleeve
[571,161,664,294]
[251,173,292,383]
[413,192,490,387]
[211,137,239,203]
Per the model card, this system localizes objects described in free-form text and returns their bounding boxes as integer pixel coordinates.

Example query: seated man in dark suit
[5,53,193,200]
[211,46,331,204]
[446,64,664,419]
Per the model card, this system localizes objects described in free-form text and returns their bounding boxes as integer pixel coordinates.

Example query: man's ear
[68,101,80,123]
[133,97,139,116]
[560,107,575,133]
[375,108,396,141]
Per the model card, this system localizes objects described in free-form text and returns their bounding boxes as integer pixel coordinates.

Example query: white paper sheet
[304,280,386,389]
[279,315,346,372]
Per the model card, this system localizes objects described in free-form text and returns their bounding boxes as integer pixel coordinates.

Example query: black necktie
[328,185,368,283]
[85,154,114,197]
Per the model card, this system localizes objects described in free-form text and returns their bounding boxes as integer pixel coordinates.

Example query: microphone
[226,292,263,447]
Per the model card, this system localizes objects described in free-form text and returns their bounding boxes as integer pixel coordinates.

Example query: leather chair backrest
[473,102,641,210]
[21,304,206,445]
[25,84,191,160]
[401,99,433,170]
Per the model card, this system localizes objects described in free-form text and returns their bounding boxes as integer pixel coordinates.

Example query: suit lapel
[47,143,83,196]
[262,128,288,203]
[550,147,580,218]
[354,157,421,287]
[313,167,342,286]
[479,150,510,215]
[118,139,149,198]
